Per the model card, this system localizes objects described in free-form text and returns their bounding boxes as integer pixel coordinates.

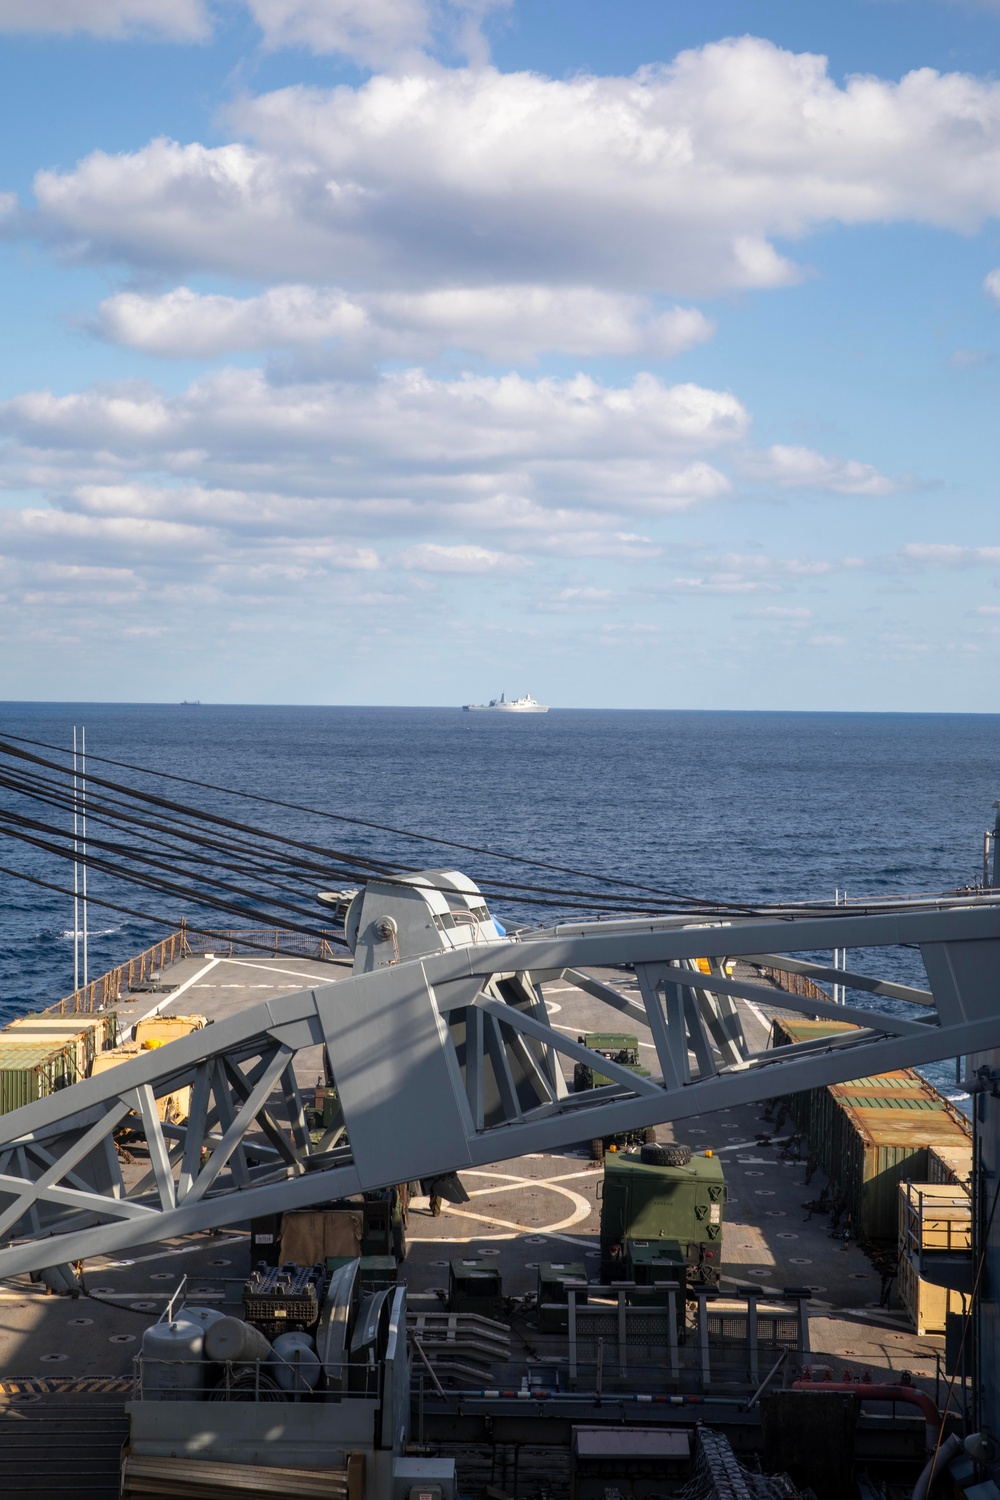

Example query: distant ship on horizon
[462,692,549,714]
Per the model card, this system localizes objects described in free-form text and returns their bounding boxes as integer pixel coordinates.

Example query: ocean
[0,703,997,1100]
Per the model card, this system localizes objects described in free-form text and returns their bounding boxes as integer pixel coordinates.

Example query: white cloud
[94,283,715,362]
[746,444,899,495]
[25,39,1000,295]
[0,368,747,488]
[245,0,429,63]
[902,543,1000,566]
[397,542,527,571]
[985,268,1000,305]
[808,634,847,647]
[747,606,814,619]
[0,0,210,39]
[0,367,747,593]
[243,0,510,67]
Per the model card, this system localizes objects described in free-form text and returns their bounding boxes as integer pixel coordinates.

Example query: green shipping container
[0,1037,79,1115]
[769,1017,971,1240]
[2,1012,116,1077]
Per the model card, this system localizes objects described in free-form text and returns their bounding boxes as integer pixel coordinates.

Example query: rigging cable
[0,732,757,911]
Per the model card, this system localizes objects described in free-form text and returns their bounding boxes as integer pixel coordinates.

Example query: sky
[1,1,999,710]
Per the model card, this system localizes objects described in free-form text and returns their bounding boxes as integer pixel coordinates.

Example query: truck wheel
[643,1127,656,1145]
[640,1142,691,1167]
[591,1139,605,1163]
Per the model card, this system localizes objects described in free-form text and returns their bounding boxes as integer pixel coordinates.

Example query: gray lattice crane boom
[1,870,999,1276]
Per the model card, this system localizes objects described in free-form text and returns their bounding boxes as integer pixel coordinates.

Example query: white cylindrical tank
[203,1316,272,1364]
[270,1332,321,1393]
[140,1319,205,1400]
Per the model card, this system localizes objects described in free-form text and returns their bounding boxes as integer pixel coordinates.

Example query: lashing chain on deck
[0,874,999,1275]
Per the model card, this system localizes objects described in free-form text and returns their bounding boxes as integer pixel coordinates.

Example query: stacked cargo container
[897,1181,972,1335]
[3,1012,116,1078]
[0,1007,120,1115]
[770,1018,972,1242]
[0,1037,79,1114]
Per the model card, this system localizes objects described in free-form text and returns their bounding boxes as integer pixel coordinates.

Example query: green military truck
[573,1033,656,1161]
[598,1142,726,1290]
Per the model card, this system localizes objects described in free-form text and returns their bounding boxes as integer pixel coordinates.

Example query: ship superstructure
[462,691,548,712]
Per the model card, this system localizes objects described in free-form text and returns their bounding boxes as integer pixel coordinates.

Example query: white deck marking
[211,957,333,985]
[432,1168,595,1245]
[90,1237,245,1269]
[133,956,220,1027]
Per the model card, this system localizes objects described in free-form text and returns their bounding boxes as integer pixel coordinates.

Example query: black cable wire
[0,805,335,927]
[0,767,349,905]
[0,860,344,958]
[0,746,693,910]
[0,822,359,934]
[0,731,743,909]
[0,811,692,919]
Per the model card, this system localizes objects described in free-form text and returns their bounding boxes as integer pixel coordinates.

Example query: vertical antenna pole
[832,889,846,1005]
[72,726,79,993]
[81,725,89,989]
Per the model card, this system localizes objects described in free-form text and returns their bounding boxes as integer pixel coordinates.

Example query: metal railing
[565,1285,811,1389]
[43,924,348,1015]
[45,929,189,1014]
[184,928,345,960]
[760,964,830,1004]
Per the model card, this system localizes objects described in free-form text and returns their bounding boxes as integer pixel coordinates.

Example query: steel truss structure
[1,888,1000,1275]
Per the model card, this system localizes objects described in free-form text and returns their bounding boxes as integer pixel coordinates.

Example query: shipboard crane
[1,870,1000,1276]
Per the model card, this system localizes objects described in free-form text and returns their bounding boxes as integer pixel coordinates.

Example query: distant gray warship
[462,691,549,713]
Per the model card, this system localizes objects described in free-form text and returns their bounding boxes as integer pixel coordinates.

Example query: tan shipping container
[3,1013,115,1078]
[92,1045,191,1124]
[898,1251,969,1336]
[927,1143,973,1192]
[133,1013,206,1048]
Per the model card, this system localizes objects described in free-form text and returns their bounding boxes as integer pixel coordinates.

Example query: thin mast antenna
[81,725,88,989]
[72,726,79,993]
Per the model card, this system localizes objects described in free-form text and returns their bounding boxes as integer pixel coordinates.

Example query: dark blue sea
[1,704,997,1101]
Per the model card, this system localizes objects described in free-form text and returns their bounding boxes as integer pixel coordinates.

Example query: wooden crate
[899,1181,972,1256]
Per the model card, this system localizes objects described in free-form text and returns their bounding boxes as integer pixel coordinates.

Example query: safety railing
[759,965,830,1004]
[44,925,348,1015]
[184,928,346,960]
[132,1356,370,1402]
[564,1284,811,1389]
[45,929,189,1014]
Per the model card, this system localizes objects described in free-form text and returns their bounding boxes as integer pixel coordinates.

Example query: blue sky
[1,0,999,710]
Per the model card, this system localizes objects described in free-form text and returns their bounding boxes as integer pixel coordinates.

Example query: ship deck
[0,947,961,1495]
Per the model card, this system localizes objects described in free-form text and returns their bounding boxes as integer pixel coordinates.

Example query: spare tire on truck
[640,1142,691,1167]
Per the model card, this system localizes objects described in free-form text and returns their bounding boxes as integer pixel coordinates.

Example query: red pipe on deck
[791,1381,939,1450]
